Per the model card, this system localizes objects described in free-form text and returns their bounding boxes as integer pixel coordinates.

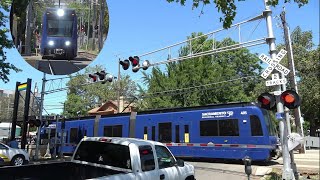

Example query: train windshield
[47,19,73,37]
[262,109,277,136]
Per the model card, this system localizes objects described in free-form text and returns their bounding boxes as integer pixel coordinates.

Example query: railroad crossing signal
[257,90,301,110]
[257,92,276,110]
[280,90,301,109]
[129,56,140,73]
[119,60,130,70]
[119,56,151,72]
[259,49,290,79]
[89,71,113,83]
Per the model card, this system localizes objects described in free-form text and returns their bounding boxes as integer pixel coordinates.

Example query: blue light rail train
[43,102,279,161]
[40,8,78,59]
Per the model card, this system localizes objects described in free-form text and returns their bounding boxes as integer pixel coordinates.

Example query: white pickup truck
[0,137,195,180]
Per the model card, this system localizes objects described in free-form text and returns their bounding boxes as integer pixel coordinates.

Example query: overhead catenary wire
[137,75,260,99]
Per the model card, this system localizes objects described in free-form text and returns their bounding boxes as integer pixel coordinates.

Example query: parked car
[0,142,29,166]
[0,137,195,180]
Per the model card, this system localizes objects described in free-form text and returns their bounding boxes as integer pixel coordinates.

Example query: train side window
[151,126,155,141]
[200,120,218,136]
[158,123,172,143]
[250,115,263,136]
[113,125,123,137]
[104,125,123,137]
[139,145,155,171]
[69,128,78,143]
[175,125,180,143]
[219,119,239,136]
[104,126,113,137]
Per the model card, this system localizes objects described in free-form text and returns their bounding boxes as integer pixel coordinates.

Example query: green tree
[166,0,308,28]
[139,33,263,109]
[0,0,21,83]
[63,65,137,118]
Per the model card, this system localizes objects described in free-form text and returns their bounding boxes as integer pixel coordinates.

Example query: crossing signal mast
[88,71,114,83]
[119,56,151,72]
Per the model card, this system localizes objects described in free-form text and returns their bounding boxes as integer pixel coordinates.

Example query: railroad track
[78,51,97,60]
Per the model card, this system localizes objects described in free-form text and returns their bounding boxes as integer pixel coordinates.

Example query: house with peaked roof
[88,97,135,115]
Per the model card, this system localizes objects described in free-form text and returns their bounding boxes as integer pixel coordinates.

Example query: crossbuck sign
[259,49,290,79]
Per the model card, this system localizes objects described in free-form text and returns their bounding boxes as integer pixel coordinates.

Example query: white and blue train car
[44,102,279,161]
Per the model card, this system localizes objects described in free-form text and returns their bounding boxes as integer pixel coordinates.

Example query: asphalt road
[23,53,95,75]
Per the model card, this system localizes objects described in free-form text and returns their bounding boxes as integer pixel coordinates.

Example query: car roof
[82,137,164,147]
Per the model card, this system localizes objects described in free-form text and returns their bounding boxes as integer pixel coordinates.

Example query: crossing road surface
[23,51,95,75]
[186,149,320,180]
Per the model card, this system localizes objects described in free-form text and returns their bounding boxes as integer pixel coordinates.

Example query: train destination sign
[259,49,290,79]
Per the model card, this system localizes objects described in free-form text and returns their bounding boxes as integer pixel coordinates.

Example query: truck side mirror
[176,159,184,167]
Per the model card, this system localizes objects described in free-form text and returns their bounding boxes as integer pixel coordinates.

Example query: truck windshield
[74,141,131,170]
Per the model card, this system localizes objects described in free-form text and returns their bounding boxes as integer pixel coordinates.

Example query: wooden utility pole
[280,9,305,154]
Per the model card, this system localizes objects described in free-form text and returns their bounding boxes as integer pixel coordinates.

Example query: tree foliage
[286,27,319,136]
[63,65,137,118]
[166,0,309,28]
[139,33,263,110]
[0,0,21,83]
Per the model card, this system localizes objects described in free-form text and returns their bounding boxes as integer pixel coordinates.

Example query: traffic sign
[265,73,287,86]
[18,83,28,91]
[259,49,290,79]
[266,78,287,86]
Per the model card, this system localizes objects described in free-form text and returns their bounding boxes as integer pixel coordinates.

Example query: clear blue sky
[1,0,319,115]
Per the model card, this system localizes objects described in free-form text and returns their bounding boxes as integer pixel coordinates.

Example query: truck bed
[0,161,126,180]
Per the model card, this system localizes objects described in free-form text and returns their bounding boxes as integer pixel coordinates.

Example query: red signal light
[257,92,276,110]
[89,74,97,82]
[129,56,139,67]
[280,90,301,109]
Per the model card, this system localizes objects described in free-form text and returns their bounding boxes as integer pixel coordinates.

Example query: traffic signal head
[280,90,301,109]
[120,60,130,70]
[142,60,150,70]
[89,74,98,82]
[257,92,276,110]
[96,71,106,80]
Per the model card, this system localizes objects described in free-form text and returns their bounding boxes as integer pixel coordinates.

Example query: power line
[138,75,259,99]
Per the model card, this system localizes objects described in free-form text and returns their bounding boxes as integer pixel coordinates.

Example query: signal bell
[257,92,276,110]
[280,90,301,109]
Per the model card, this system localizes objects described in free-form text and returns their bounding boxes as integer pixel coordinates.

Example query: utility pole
[280,9,305,153]
[25,0,33,55]
[117,58,121,113]
[91,0,97,51]
[86,0,91,50]
[35,73,46,160]
[264,1,294,179]
[98,0,104,51]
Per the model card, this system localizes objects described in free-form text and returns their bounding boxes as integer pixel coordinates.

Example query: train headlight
[57,9,65,17]
[48,41,54,46]
[65,41,71,46]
